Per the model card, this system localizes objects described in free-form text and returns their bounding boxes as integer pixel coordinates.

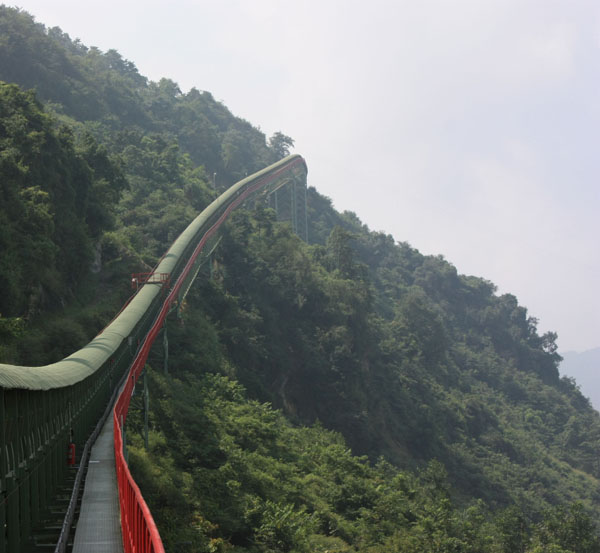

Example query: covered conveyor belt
[0,154,308,553]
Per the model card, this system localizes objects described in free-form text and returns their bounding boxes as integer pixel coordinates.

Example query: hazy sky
[11,0,600,353]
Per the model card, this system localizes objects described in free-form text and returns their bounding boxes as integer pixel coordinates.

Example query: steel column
[143,369,149,450]
[0,390,6,553]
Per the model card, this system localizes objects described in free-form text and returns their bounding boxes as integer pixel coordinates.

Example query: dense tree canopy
[0,82,124,318]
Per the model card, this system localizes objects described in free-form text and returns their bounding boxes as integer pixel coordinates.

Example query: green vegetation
[123,209,600,551]
[1,5,600,552]
[0,5,285,362]
[0,81,126,362]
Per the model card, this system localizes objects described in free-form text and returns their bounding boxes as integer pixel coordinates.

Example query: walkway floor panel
[72,414,124,553]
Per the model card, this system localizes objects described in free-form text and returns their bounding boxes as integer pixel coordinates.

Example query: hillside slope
[1,6,600,552]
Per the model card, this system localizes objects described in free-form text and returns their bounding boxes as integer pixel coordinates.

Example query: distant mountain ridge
[560,347,600,410]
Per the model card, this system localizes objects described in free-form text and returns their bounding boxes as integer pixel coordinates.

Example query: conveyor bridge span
[0,154,308,553]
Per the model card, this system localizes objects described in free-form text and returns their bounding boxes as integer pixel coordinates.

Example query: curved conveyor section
[0,155,307,553]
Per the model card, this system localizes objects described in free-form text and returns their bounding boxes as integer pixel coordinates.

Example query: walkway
[72,413,123,553]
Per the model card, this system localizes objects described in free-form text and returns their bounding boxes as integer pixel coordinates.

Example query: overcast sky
[11,0,600,353]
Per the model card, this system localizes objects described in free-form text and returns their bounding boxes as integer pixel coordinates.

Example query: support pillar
[143,369,149,450]
[163,326,169,375]
[6,470,17,553]
[5,393,19,553]
[0,390,6,553]
[291,180,297,234]
[18,391,31,546]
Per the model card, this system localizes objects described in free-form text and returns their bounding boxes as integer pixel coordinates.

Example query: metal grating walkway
[72,414,124,553]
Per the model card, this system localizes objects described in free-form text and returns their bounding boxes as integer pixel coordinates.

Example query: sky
[11,0,600,353]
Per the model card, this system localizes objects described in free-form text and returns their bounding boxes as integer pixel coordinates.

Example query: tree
[534,503,600,553]
[326,225,356,277]
[495,506,529,553]
[269,131,294,160]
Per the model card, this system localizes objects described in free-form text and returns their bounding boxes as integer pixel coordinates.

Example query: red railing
[114,381,162,552]
[112,157,306,553]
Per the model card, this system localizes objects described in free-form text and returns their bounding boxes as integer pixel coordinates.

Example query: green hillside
[1,6,600,552]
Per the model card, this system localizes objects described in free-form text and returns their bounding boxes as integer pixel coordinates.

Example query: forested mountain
[1,6,600,552]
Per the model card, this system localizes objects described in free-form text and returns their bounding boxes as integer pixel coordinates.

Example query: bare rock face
[91,242,102,274]
[26,284,45,319]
